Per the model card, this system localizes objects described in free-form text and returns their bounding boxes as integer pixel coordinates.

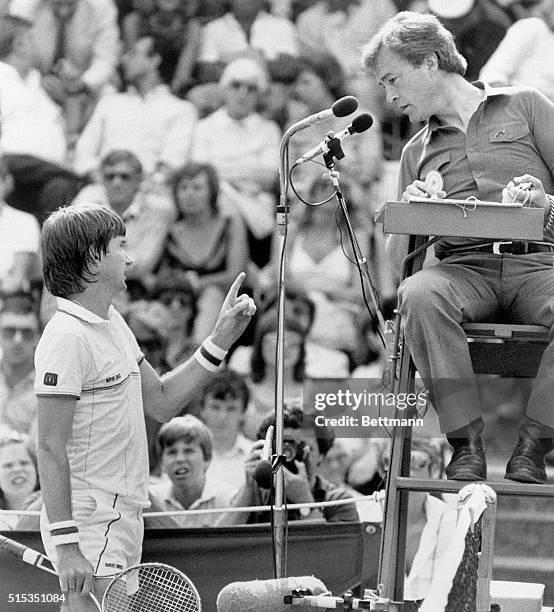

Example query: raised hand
[211,272,257,350]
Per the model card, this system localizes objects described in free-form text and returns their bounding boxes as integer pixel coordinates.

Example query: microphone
[217,576,328,612]
[254,425,274,489]
[288,96,358,134]
[295,113,373,165]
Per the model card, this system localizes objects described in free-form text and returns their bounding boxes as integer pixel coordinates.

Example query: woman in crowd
[157,162,247,344]
[0,434,41,530]
[285,175,369,364]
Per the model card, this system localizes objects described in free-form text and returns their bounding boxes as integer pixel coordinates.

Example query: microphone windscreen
[351,113,373,133]
[253,460,273,489]
[332,96,358,117]
[217,576,328,612]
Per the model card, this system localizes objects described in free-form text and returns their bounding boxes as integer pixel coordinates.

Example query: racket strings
[104,565,200,612]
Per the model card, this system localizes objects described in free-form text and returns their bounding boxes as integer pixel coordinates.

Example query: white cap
[428,0,475,19]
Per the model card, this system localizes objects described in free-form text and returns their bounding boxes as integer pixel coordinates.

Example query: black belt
[441,241,554,258]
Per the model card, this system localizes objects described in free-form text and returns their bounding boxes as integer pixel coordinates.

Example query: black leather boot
[446,418,487,481]
[505,418,554,484]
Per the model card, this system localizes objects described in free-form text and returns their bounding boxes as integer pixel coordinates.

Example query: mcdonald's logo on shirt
[43,372,58,386]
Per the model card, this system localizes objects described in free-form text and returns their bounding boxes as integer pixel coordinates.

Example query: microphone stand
[271,119,302,579]
[271,103,361,579]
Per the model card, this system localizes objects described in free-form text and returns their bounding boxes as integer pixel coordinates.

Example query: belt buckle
[492,241,512,254]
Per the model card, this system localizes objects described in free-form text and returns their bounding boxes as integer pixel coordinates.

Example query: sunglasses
[0,327,37,341]
[229,80,259,94]
[103,172,136,181]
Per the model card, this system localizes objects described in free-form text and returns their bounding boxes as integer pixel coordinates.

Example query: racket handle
[0,534,28,558]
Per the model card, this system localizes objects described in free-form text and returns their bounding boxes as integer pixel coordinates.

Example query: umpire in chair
[362,11,554,483]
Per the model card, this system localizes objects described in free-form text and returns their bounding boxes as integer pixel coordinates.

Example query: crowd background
[0,0,553,528]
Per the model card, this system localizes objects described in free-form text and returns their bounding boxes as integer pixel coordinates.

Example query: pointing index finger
[225,272,246,306]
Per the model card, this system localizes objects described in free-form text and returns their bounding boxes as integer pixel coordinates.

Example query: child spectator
[200,370,254,489]
[147,415,238,527]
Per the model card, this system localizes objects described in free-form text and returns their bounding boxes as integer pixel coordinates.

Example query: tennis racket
[0,534,202,611]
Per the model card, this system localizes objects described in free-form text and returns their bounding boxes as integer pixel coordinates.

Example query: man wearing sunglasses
[0,294,41,441]
[73,149,175,286]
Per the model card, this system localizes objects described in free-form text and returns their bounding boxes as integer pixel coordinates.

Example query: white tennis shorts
[41,489,144,577]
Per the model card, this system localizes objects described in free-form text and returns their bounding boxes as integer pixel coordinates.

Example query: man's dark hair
[257,404,335,457]
[41,203,126,298]
[100,149,143,176]
[0,15,32,60]
[202,369,250,412]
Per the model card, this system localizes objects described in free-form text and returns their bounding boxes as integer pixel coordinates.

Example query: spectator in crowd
[243,312,307,440]
[296,0,397,114]
[190,58,281,268]
[74,35,198,180]
[318,438,386,521]
[122,0,202,95]
[0,295,41,442]
[196,0,299,84]
[199,369,254,489]
[12,0,121,137]
[284,176,368,363]
[427,0,512,82]
[0,434,41,530]
[74,149,176,284]
[152,280,198,368]
[0,15,84,224]
[0,161,41,295]
[480,0,554,101]
[224,403,359,524]
[286,53,383,197]
[147,415,238,527]
[364,438,455,605]
[155,162,248,344]
[228,287,351,378]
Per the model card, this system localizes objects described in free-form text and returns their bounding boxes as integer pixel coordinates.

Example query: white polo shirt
[34,298,149,506]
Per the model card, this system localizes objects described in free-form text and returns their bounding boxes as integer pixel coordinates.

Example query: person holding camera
[221,402,359,525]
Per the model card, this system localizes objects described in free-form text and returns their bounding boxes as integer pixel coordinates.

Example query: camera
[282,439,310,464]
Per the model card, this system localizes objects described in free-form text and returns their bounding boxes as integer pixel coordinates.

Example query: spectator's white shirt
[0,203,40,285]
[296,0,396,77]
[480,17,554,102]
[149,476,238,527]
[74,85,198,175]
[205,433,254,490]
[198,11,299,63]
[0,62,67,164]
[11,0,120,91]
[190,108,280,187]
